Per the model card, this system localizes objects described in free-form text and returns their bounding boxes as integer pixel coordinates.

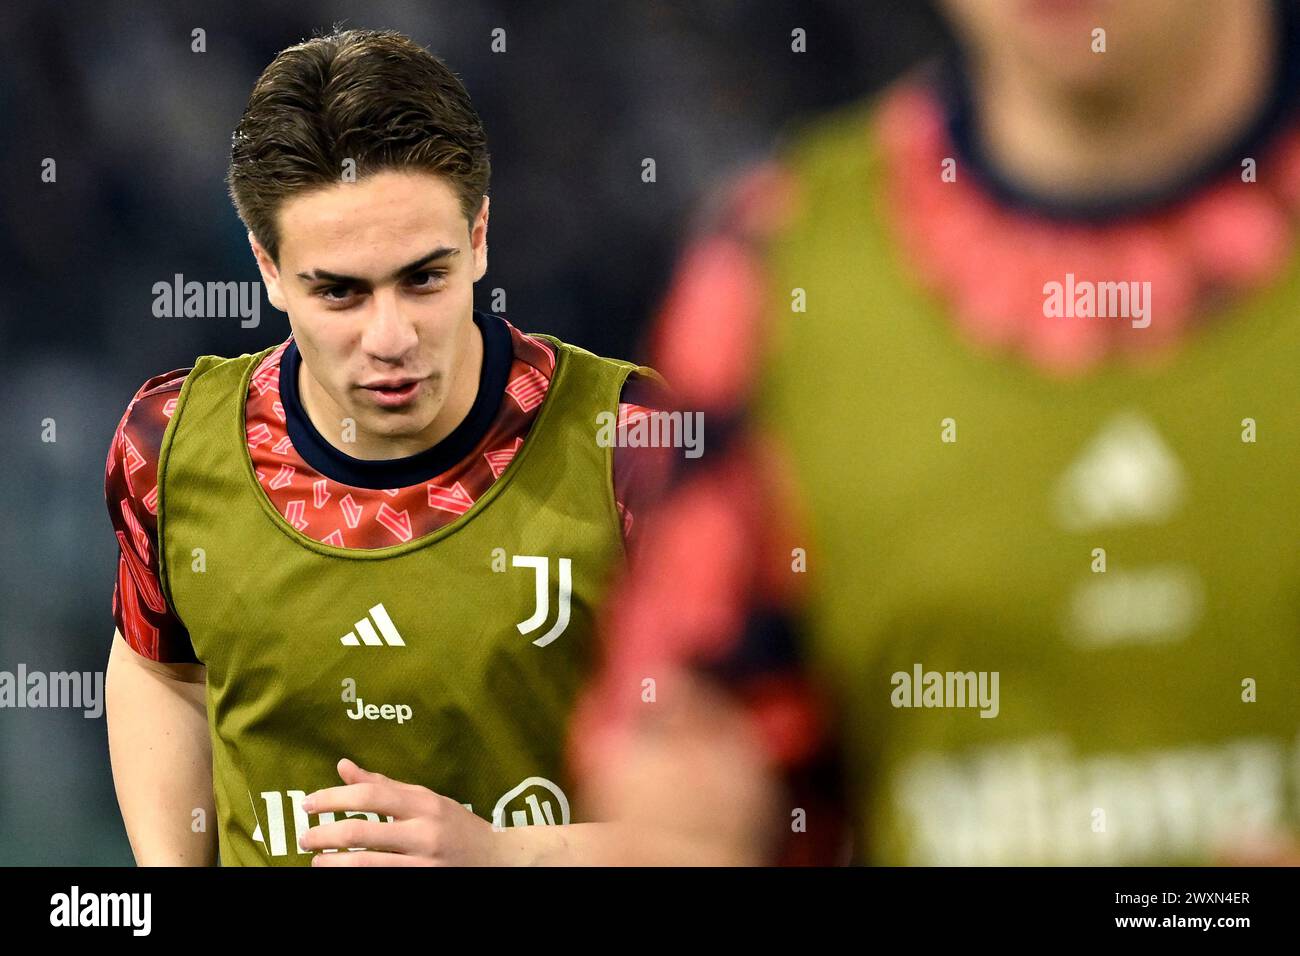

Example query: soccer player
[104,28,668,866]
[574,0,1300,865]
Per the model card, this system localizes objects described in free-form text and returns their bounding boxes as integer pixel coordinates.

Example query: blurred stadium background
[0,1,945,864]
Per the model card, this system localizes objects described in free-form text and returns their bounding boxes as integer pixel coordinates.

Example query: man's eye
[318,285,353,302]
[408,271,446,289]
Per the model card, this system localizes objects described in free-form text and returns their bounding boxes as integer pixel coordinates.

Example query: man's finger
[302,781,412,818]
[299,817,416,854]
[337,757,389,785]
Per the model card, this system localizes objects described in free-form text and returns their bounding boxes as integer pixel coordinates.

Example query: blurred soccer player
[574,0,1300,865]
[104,28,669,866]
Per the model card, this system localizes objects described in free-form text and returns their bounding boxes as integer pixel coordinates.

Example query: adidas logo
[1053,412,1185,532]
[339,603,406,647]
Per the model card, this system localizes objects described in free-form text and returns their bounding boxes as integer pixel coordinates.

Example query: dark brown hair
[227,28,490,263]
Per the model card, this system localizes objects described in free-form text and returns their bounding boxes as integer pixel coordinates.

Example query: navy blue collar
[937,0,1300,223]
[278,309,513,490]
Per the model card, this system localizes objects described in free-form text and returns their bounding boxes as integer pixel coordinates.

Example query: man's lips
[360,377,423,408]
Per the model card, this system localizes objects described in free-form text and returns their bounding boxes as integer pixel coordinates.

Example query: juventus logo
[511,555,572,647]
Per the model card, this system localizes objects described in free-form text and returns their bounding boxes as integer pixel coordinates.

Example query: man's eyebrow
[295,246,460,284]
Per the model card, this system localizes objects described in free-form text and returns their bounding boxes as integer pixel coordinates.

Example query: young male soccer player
[104,28,664,866]
[575,0,1300,865]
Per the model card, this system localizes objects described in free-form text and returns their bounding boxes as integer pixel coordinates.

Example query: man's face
[252,169,488,453]
[940,0,1224,93]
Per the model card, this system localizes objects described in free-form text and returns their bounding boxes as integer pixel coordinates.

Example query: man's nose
[361,288,419,362]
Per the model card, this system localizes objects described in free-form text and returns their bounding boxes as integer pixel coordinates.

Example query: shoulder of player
[117,366,191,432]
[502,319,559,380]
[648,80,918,418]
[504,315,666,401]
[674,75,919,253]
[124,366,191,407]
[106,367,192,490]
[687,154,804,248]
[772,67,931,179]
[650,154,803,419]
[618,369,673,414]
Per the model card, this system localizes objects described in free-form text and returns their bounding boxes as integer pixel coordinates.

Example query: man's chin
[351,403,444,446]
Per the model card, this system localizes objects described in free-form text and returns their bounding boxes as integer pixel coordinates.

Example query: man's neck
[965,3,1278,205]
[298,318,484,461]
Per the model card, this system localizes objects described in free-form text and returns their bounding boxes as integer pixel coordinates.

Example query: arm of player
[106,628,217,866]
[567,162,850,865]
[104,372,214,865]
[297,759,629,866]
[298,754,774,866]
[565,668,788,866]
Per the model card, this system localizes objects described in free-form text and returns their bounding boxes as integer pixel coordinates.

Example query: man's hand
[300,758,502,866]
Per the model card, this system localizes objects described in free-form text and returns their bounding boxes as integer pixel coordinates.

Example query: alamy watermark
[0,664,104,718]
[50,886,150,936]
[1043,273,1151,328]
[152,273,261,328]
[890,662,999,718]
[595,409,704,459]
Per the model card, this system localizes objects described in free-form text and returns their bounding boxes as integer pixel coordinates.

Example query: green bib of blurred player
[758,102,1300,864]
[157,336,637,865]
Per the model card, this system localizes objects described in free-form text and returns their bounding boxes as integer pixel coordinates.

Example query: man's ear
[471,195,489,282]
[248,232,289,313]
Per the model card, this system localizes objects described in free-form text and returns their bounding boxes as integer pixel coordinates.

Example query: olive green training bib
[757,97,1300,865]
[157,334,642,865]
